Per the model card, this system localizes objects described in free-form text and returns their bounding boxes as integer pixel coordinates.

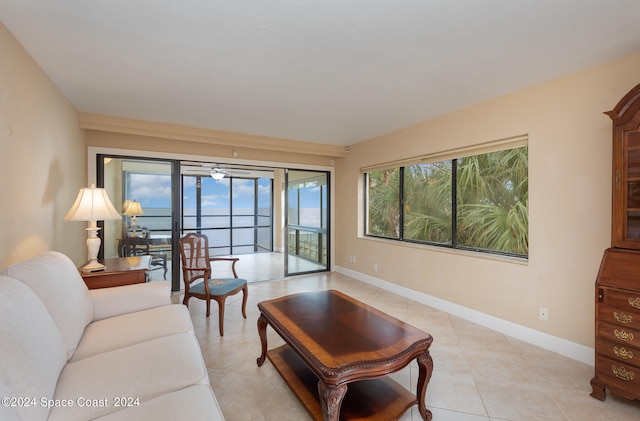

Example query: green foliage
[456,147,528,254]
[403,161,452,244]
[366,146,528,256]
[367,168,401,238]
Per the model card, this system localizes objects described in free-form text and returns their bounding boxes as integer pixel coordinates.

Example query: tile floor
[150,251,325,283]
[172,270,640,420]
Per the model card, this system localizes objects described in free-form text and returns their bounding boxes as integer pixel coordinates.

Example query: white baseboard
[335,266,594,366]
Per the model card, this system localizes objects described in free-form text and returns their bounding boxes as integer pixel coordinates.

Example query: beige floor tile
[426,369,486,416]
[170,257,640,420]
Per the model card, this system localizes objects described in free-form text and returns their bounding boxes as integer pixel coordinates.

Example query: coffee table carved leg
[318,381,347,421]
[416,351,434,421]
[256,313,269,367]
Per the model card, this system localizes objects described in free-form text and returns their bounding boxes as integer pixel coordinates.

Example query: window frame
[364,140,528,259]
[181,174,274,256]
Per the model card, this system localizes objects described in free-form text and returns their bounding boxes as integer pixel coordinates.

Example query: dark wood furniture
[178,233,248,336]
[608,83,640,249]
[122,227,168,278]
[80,256,151,289]
[591,249,640,400]
[256,290,434,421]
[591,83,640,402]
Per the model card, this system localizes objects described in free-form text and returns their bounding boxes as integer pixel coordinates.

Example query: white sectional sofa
[0,251,224,421]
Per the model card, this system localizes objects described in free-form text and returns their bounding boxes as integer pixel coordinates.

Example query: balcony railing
[287,225,327,264]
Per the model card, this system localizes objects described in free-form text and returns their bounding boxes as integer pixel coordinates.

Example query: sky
[129,173,324,210]
[129,174,270,209]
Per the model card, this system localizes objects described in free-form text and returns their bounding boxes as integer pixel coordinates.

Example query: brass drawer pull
[614,329,634,342]
[612,365,635,381]
[629,297,640,309]
[614,312,633,324]
[614,346,634,360]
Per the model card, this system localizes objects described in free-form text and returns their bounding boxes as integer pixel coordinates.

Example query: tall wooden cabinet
[591,83,640,401]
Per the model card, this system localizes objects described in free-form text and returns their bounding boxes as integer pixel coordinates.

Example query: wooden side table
[80,256,151,289]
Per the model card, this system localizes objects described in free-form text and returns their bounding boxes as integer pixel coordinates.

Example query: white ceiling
[2,1,640,146]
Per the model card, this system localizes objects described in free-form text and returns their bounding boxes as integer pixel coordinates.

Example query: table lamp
[123,200,144,231]
[65,184,121,272]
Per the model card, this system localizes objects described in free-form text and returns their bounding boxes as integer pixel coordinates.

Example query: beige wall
[0,22,86,268]
[3,15,640,352]
[0,17,339,269]
[84,130,340,169]
[336,52,640,349]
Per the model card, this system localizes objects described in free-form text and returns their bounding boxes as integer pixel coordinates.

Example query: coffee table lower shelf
[267,344,418,421]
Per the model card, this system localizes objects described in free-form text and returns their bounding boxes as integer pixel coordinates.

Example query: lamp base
[80,259,106,273]
[84,225,104,272]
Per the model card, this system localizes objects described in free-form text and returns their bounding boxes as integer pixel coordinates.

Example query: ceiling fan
[210,168,226,180]
[180,162,274,180]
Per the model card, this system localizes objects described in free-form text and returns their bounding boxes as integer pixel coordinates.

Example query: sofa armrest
[89,281,171,321]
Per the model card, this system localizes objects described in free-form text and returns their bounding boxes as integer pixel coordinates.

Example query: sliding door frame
[284,169,330,276]
[88,146,336,279]
[96,154,181,290]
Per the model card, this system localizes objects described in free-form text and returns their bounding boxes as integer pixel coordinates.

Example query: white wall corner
[335,265,595,366]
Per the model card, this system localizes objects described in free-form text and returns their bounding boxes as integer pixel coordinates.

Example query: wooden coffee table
[256,290,434,420]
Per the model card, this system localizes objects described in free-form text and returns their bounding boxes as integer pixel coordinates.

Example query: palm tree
[367,146,528,255]
[367,168,401,237]
[403,161,453,243]
[456,147,529,254]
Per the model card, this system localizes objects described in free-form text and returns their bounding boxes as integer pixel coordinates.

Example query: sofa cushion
[92,385,224,421]
[70,304,193,361]
[2,251,93,360]
[89,281,171,321]
[49,333,210,421]
[0,276,67,421]
[0,376,19,421]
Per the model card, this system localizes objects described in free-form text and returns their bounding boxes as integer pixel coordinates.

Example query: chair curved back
[123,229,150,256]
[178,233,212,295]
[124,227,168,279]
[178,232,248,336]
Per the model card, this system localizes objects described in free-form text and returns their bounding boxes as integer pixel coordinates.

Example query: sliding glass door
[95,154,329,285]
[98,156,180,290]
[285,169,329,276]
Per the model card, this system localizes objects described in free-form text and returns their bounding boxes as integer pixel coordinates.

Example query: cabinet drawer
[598,305,640,328]
[594,355,640,396]
[600,288,640,313]
[597,338,640,369]
[598,321,640,347]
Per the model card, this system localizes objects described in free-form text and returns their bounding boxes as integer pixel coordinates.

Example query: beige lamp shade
[65,184,121,221]
[64,184,120,273]
[123,200,144,216]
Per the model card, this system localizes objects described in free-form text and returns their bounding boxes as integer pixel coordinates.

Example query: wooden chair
[178,232,248,336]
[123,227,168,279]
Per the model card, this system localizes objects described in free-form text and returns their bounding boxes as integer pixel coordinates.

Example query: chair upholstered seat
[190,278,246,296]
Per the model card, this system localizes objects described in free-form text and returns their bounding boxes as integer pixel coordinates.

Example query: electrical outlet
[539,307,549,321]
[348,256,356,263]
[373,263,378,272]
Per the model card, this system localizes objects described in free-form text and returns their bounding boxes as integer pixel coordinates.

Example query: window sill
[360,235,528,266]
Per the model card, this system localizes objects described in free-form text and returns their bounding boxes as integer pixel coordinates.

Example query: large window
[182,175,273,256]
[366,144,528,257]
